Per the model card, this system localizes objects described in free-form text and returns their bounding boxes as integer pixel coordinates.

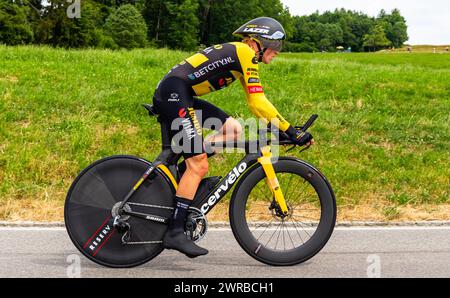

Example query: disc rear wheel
[64,155,175,268]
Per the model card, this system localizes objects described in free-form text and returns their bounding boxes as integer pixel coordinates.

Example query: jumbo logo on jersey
[180,108,202,139]
[188,57,235,80]
[200,162,247,213]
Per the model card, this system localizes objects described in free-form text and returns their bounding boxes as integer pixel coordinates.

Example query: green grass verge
[0,46,449,220]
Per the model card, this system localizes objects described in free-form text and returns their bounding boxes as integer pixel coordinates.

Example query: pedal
[186,221,195,240]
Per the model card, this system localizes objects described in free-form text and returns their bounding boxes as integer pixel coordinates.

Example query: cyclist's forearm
[246,93,291,131]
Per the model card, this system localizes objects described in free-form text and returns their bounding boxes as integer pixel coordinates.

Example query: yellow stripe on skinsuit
[185,53,209,68]
[157,164,178,190]
[192,80,215,96]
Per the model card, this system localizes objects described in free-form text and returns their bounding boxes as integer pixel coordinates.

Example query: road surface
[0,226,448,278]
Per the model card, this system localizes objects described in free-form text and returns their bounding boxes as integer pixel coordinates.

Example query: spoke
[251,218,274,234]
[286,222,296,249]
[274,221,282,250]
[264,220,282,248]
[290,217,305,245]
[280,173,294,202]
[282,220,286,251]
[254,183,272,204]
[291,217,313,238]
[286,176,305,203]
[255,218,275,242]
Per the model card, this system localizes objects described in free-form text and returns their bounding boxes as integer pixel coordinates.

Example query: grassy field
[0,45,449,221]
[397,44,450,53]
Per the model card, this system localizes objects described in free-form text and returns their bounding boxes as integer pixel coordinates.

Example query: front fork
[257,146,289,215]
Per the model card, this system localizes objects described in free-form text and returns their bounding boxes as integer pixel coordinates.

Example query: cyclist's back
[157,42,260,97]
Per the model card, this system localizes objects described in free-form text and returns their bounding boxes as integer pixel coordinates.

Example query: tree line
[0,0,408,52]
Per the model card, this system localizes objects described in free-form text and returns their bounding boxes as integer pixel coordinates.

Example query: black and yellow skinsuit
[153,41,291,158]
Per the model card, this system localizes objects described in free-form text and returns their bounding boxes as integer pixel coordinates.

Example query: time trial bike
[64,101,336,267]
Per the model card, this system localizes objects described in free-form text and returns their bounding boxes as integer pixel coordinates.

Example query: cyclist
[153,17,313,258]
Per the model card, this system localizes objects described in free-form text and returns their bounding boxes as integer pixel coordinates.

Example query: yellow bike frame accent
[157,164,178,190]
[133,178,145,190]
[257,146,288,214]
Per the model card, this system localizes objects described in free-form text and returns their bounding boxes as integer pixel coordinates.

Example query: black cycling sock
[171,196,192,230]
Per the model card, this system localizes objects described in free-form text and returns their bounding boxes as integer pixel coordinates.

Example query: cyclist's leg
[193,98,243,151]
[153,77,208,257]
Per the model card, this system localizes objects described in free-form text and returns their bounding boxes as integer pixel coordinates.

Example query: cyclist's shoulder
[228,42,258,66]
[229,42,253,54]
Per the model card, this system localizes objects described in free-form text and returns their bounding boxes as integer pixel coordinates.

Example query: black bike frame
[117,104,276,222]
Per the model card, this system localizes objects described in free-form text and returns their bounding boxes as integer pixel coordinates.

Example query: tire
[64,155,175,268]
[229,157,336,266]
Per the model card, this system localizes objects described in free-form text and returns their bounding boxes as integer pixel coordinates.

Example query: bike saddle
[142,104,159,116]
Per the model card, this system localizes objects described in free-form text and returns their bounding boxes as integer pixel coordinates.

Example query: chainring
[185,207,208,243]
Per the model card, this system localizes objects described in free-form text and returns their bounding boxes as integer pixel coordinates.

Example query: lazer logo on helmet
[200,162,247,213]
[243,27,269,34]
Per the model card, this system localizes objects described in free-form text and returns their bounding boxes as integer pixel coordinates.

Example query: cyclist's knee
[185,153,209,177]
[223,117,242,139]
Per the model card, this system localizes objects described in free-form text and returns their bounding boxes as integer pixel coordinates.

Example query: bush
[104,4,148,49]
[0,2,34,45]
[284,41,318,53]
[93,29,118,49]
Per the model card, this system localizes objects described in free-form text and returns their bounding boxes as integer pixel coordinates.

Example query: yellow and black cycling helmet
[233,17,286,61]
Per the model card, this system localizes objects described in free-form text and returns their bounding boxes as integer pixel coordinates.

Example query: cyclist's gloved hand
[286,125,313,146]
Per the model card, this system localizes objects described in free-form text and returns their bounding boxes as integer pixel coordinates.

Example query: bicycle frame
[116,104,290,223]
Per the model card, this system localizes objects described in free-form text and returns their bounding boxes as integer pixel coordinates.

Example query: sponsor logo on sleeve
[246,68,259,76]
[248,77,260,84]
[248,86,263,94]
[252,56,259,64]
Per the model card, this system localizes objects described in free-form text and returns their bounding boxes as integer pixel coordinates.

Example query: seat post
[158,117,172,150]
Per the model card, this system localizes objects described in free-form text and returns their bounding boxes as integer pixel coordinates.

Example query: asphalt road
[0,226,449,278]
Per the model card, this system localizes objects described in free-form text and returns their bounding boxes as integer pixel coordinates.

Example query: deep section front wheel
[64,155,175,268]
[229,157,336,266]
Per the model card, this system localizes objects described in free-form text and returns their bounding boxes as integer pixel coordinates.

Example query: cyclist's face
[262,48,279,64]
